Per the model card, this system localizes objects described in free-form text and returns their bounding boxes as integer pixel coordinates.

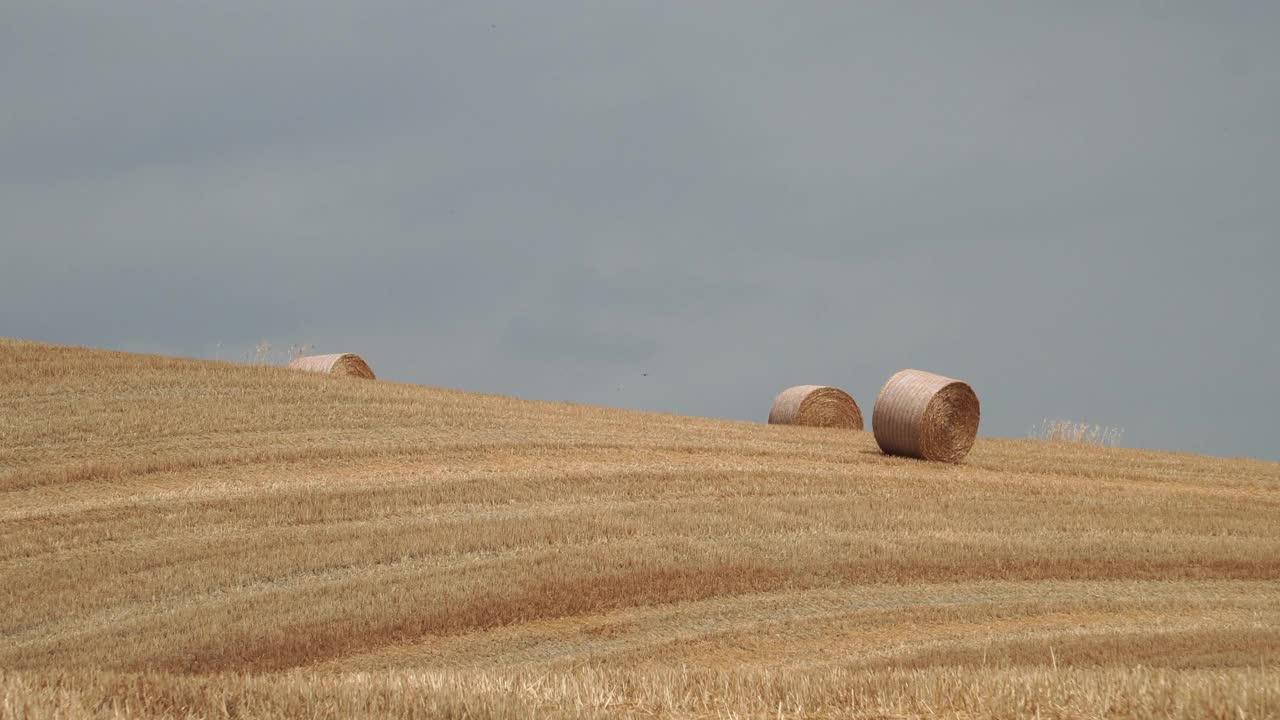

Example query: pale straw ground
[1,339,1277,718]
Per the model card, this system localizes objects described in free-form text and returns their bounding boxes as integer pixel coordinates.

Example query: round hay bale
[768,385,863,430]
[287,353,376,380]
[872,369,979,463]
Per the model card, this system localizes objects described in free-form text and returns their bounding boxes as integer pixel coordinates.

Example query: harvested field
[1,338,1278,719]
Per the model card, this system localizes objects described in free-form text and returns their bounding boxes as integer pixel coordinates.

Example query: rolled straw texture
[287,353,376,380]
[872,369,979,463]
[768,385,863,430]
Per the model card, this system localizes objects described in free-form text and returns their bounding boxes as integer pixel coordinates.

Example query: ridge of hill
[1,338,1278,718]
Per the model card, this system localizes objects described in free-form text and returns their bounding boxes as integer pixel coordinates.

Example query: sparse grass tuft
[1031,418,1125,447]
[288,342,315,362]
[237,340,315,366]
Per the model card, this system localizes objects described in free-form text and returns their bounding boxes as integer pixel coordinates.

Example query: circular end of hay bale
[919,380,979,463]
[329,353,376,380]
[768,385,863,430]
[873,369,979,463]
[287,353,376,380]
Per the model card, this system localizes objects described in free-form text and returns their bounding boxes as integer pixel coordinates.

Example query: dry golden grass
[2,338,1278,718]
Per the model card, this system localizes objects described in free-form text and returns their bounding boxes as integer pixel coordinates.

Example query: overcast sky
[3,3,1277,460]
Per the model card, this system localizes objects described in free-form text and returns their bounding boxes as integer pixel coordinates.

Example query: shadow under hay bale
[287,353,376,380]
[768,385,863,430]
[873,369,979,463]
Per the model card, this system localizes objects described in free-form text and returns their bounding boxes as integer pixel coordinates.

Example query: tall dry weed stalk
[241,341,274,366]
[238,341,315,366]
[288,343,315,362]
[1031,418,1124,447]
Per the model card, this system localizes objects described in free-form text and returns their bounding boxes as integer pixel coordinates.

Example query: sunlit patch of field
[1,338,1278,718]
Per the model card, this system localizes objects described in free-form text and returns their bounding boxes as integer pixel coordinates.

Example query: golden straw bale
[287,353,376,380]
[873,369,979,463]
[768,385,863,430]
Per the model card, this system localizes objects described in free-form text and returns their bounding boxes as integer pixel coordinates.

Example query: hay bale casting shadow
[873,369,979,463]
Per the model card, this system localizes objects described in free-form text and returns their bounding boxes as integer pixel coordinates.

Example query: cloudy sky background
[3,3,1277,460]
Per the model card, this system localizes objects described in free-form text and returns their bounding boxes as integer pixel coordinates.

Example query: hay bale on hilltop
[768,385,863,430]
[287,353,376,380]
[872,369,979,463]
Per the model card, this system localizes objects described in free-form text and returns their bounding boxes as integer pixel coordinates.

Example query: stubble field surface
[1,338,1278,718]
